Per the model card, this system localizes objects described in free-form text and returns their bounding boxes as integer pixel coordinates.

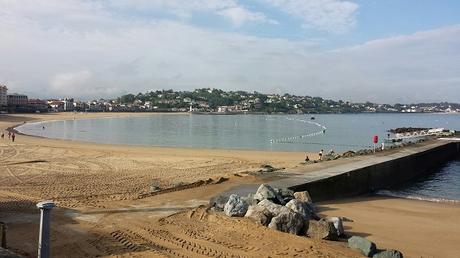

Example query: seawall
[271,141,460,202]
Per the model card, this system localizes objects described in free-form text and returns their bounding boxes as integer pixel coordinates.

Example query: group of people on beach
[305,149,334,162]
[1,131,15,142]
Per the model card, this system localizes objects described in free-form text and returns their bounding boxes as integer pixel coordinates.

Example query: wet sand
[0,112,459,257]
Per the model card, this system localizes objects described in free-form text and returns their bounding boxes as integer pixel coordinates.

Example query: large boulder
[348,236,377,257]
[285,199,311,220]
[268,209,306,235]
[326,217,345,236]
[224,194,248,217]
[307,219,338,241]
[243,193,258,206]
[254,184,285,204]
[293,191,313,203]
[373,250,403,258]
[244,205,273,226]
[257,199,290,217]
[275,188,295,203]
[209,195,229,212]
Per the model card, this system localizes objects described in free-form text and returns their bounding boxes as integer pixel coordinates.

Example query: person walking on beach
[305,154,310,162]
[319,149,323,161]
[1,132,4,139]
[8,131,11,140]
[11,133,15,142]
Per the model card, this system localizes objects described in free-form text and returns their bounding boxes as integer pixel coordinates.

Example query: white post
[37,201,55,258]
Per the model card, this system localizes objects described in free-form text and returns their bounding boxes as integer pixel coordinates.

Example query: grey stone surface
[268,209,306,235]
[307,219,338,240]
[285,199,311,220]
[373,250,403,258]
[244,205,273,226]
[254,184,285,204]
[257,199,290,217]
[293,191,313,203]
[259,164,277,173]
[348,236,377,257]
[326,217,344,236]
[209,195,229,212]
[276,188,295,203]
[224,194,248,217]
[243,193,258,206]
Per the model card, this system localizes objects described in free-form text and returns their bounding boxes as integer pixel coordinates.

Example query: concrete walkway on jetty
[224,139,460,201]
[271,140,456,189]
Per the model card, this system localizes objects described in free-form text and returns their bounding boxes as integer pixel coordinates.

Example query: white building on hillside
[0,85,7,107]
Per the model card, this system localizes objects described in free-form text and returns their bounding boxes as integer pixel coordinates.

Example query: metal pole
[0,222,6,248]
[37,201,55,258]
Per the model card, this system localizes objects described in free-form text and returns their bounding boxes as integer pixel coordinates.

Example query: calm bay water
[17,113,460,201]
[17,113,460,152]
[379,158,460,202]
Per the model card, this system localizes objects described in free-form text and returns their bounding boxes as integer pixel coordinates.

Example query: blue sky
[0,0,459,103]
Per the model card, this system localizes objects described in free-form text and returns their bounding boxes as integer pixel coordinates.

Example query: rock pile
[348,236,404,257]
[210,183,404,257]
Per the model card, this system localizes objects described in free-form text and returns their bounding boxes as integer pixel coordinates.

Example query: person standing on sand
[11,133,15,142]
[305,154,310,162]
[319,149,323,161]
[1,132,4,139]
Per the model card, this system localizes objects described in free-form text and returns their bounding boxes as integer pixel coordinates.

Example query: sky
[0,0,459,103]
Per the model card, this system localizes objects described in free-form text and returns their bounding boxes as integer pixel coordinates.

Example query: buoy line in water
[272,141,373,148]
[269,117,327,144]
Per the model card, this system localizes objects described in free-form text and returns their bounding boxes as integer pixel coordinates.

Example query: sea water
[378,158,460,202]
[16,113,460,152]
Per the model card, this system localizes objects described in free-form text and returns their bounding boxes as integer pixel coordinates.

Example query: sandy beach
[0,112,459,257]
[319,196,460,258]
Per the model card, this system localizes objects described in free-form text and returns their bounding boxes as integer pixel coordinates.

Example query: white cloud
[218,6,277,27]
[106,0,275,26]
[261,0,358,33]
[0,1,458,103]
[51,71,93,91]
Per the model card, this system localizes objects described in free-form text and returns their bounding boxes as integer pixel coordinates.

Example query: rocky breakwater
[209,183,404,257]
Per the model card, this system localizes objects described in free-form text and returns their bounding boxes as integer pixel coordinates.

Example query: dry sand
[1,113,360,257]
[0,112,459,257]
[320,196,460,258]
[0,112,317,209]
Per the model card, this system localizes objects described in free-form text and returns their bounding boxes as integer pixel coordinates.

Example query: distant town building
[62,98,75,111]
[28,99,49,112]
[0,85,7,107]
[48,100,64,112]
[8,93,28,106]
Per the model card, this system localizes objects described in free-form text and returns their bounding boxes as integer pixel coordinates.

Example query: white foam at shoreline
[376,190,460,204]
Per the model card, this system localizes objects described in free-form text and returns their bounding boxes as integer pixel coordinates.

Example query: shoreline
[6,112,319,154]
[376,189,460,204]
